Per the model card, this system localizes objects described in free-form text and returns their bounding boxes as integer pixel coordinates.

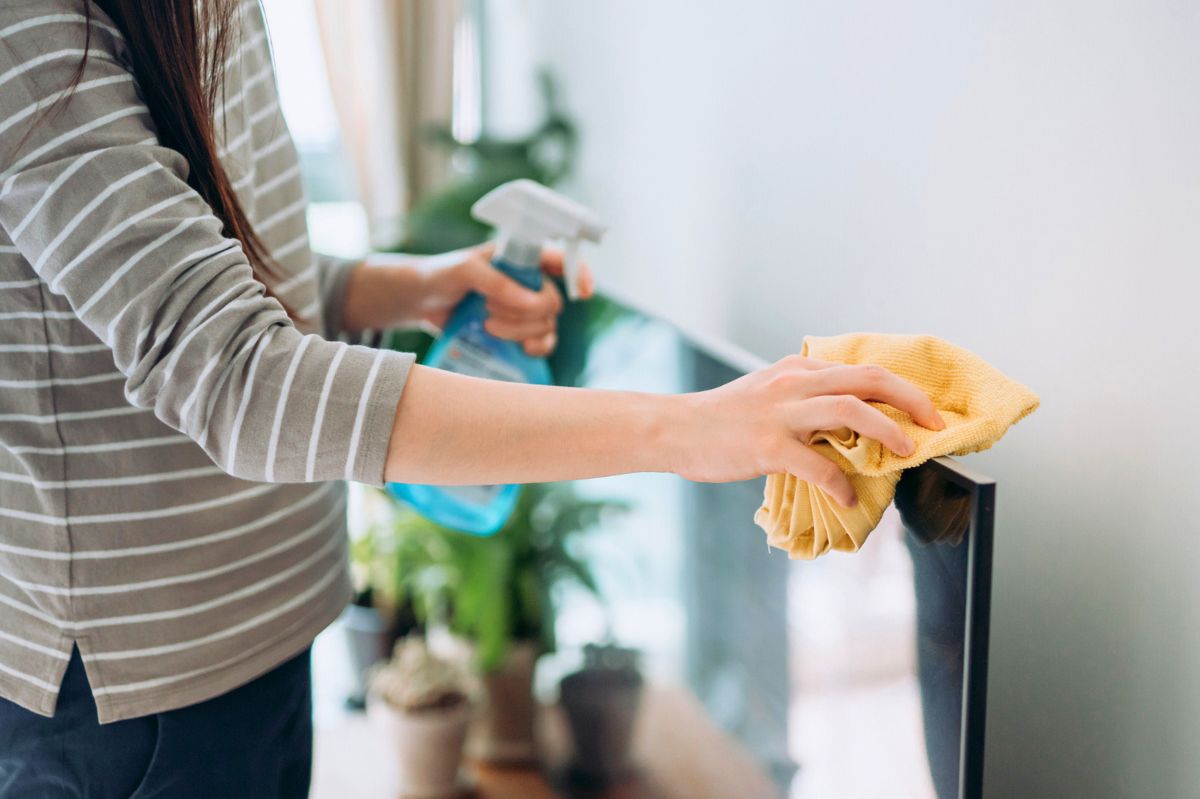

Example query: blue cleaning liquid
[387,256,550,536]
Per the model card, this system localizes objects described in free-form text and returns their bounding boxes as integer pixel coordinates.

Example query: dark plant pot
[559,667,644,783]
[468,640,540,764]
[342,603,391,711]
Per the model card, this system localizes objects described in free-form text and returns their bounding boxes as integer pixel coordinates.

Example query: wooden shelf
[313,682,781,799]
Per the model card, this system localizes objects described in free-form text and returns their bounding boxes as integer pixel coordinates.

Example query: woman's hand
[343,245,592,348]
[416,244,593,357]
[670,355,946,506]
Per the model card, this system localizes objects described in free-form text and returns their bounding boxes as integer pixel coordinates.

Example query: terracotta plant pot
[468,640,540,763]
[560,666,643,782]
[370,696,471,798]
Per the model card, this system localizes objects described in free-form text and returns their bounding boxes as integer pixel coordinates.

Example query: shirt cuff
[345,347,416,487]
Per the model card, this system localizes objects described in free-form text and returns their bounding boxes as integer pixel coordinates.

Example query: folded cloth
[754,334,1039,559]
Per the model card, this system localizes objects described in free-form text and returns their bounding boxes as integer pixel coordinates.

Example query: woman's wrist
[630,391,687,475]
[645,392,696,476]
[341,257,432,332]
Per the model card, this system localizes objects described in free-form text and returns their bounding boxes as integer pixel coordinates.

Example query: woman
[0,0,943,796]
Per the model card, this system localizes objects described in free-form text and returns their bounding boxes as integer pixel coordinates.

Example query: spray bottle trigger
[563,237,584,301]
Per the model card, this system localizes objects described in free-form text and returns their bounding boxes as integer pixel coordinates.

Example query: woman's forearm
[340,260,430,333]
[384,365,679,485]
[384,357,946,507]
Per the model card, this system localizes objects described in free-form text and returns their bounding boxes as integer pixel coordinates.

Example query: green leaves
[362,483,627,673]
[391,71,580,255]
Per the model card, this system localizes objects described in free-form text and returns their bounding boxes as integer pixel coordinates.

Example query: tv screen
[542,293,994,799]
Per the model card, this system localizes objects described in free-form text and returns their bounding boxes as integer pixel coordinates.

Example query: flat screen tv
[538,291,994,799]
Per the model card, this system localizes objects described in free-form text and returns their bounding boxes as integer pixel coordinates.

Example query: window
[260,0,368,258]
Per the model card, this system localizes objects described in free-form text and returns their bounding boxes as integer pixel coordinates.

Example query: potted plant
[369,296,636,761]
[379,482,626,763]
[559,643,644,783]
[343,489,426,710]
[368,636,473,798]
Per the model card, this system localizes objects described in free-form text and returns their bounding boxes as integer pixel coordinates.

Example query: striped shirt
[0,1,414,722]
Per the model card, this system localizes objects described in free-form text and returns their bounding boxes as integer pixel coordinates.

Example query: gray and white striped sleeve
[314,251,362,340]
[0,8,414,485]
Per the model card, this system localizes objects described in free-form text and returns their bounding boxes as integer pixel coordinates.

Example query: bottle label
[438,323,526,384]
[433,321,521,505]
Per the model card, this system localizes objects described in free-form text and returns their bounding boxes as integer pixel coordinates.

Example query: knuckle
[832,394,860,417]
[763,372,789,394]
[769,355,795,375]
[859,364,890,387]
[781,353,810,370]
[768,368,807,394]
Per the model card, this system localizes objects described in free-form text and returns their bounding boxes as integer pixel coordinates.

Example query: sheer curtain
[313,0,460,248]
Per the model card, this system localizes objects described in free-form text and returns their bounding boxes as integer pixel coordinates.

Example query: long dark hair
[75,0,294,316]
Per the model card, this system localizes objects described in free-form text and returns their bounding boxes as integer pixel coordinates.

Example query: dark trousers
[0,647,313,799]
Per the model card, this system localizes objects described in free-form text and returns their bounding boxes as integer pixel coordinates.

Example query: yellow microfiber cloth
[754,334,1039,559]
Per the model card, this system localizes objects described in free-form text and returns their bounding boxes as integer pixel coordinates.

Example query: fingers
[452,244,582,355]
[575,262,595,299]
[780,442,857,508]
[523,332,557,357]
[538,248,565,276]
[482,280,561,344]
[797,395,916,457]
[482,309,558,354]
[479,272,563,321]
[462,254,565,355]
[465,256,555,315]
[484,314,557,342]
[805,364,945,430]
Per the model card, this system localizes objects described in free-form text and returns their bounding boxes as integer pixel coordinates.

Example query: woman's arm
[386,357,946,508]
[336,256,437,333]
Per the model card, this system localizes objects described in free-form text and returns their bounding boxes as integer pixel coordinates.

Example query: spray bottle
[388,179,607,536]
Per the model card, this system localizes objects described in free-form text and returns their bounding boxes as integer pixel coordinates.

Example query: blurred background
[261,1,1200,797]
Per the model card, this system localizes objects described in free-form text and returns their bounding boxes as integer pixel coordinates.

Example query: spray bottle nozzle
[471,179,607,301]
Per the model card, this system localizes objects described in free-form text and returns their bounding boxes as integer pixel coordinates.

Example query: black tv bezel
[925,456,995,799]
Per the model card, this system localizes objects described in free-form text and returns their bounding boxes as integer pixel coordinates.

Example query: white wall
[518,1,1200,796]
